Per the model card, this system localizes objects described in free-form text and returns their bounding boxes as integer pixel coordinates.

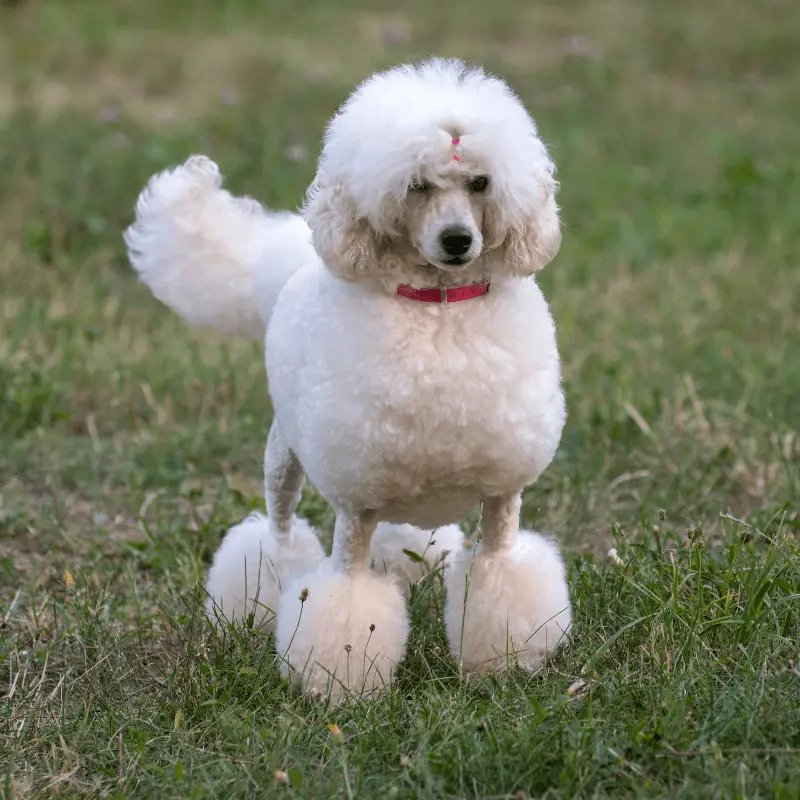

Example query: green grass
[1,0,798,797]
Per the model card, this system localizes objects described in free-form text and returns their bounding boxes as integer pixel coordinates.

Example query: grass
[0,0,798,796]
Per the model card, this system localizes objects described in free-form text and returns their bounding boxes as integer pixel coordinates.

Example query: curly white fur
[125,58,571,701]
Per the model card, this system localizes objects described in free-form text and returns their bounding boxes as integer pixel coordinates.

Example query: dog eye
[468,175,489,193]
[408,179,430,194]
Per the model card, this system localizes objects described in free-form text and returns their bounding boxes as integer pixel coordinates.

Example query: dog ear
[303,176,381,281]
[485,179,562,277]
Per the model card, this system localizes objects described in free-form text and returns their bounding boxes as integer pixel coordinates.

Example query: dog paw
[369,522,464,587]
[276,559,409,702]
[205,513,324,633]
[445,530,571,673]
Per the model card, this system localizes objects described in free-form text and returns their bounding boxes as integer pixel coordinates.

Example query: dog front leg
[445,491,572,674]
[276,509,409,702]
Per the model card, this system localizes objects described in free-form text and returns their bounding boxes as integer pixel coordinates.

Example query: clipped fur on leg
[205,513,324,633]
[445,530,571,673]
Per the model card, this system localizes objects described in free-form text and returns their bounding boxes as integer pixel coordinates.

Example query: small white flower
[607,548,624,566]
[567,679,590,698]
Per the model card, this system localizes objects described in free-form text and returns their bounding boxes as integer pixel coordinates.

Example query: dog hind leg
[265,421,306,538]
[204,422,324,632]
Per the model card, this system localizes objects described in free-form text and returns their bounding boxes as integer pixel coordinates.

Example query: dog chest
[267,271,565,509]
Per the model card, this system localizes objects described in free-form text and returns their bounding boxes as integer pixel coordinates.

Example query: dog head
[303,58,561,282]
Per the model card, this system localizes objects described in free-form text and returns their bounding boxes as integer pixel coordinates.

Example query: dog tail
[124,155,314,340]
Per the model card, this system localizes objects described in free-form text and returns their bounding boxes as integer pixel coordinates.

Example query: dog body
[126,59,572,700]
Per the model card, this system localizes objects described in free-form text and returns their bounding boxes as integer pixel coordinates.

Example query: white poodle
[125,58,571,700]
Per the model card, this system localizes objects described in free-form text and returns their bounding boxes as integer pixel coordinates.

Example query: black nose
[440,227,473,257]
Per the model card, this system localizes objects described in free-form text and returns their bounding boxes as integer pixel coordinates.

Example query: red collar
[396,281,489,304]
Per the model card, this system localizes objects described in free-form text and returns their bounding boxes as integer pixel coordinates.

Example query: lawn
[1,0,799,797]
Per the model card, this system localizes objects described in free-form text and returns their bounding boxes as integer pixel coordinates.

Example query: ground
[1,0,798,797]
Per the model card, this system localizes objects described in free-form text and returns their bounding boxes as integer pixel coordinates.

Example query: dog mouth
[415,248,478,271]
[430,254,476,271]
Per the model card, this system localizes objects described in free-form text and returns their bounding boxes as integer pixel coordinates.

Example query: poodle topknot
[125,58,571,702]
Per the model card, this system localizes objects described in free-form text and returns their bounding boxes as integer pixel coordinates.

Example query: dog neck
[395,281,489,304]
[363,248,502,298]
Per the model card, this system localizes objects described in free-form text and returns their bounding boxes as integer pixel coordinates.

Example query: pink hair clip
[451,137,462,161]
